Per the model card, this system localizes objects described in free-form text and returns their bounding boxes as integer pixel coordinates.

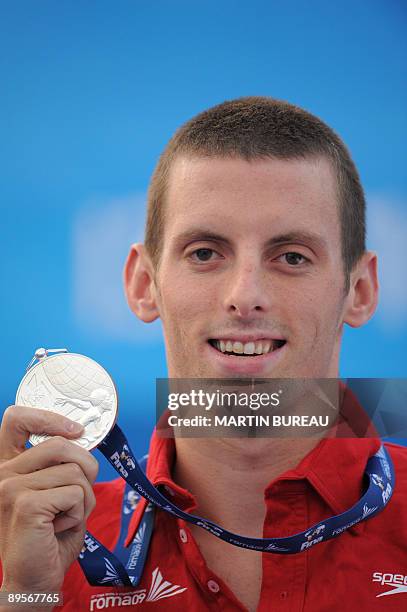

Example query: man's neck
[172,435,325,537]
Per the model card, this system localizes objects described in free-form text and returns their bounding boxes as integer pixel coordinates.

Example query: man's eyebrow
[173,228,328,251]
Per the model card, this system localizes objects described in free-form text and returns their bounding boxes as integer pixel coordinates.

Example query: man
[0,97,406,611]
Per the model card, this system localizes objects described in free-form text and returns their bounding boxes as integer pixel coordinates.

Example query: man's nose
[222,259,270,318]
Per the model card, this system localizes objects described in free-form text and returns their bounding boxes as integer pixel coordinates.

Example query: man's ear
[343,251,379,328]
[123,243,160,323]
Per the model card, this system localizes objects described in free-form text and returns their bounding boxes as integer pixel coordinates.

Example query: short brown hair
[145,96,366,293]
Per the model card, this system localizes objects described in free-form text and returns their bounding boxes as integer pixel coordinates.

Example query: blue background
[1,1,406,481]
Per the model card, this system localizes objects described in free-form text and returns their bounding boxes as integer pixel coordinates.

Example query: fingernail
[66,421,84,433]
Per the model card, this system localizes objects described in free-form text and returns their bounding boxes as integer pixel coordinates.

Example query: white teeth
[254,341,263,354]
[233,341,243,354]
[243,342,255,355]
[263,341,271,353]
[213,339,276,355]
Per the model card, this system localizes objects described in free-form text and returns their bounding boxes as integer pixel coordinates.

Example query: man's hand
[0,406,99,595]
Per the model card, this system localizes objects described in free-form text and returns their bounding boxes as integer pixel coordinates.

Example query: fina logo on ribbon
[371,473,392,504]
[120,444,136,470]
[79,534,100,559]
[110,443,136,478]
[301,524,326,551]
[371,474,385,490]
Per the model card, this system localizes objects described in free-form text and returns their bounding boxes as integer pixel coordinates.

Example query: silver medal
[15,348,118,450]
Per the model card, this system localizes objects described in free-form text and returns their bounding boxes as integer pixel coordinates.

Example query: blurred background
[1,0,406,480]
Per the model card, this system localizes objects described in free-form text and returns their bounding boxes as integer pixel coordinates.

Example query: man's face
[153,155,348,378]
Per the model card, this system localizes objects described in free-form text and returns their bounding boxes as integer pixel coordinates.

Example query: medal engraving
[16,352,118,450]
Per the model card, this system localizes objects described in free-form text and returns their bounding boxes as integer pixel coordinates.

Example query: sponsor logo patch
[89,567,187,609]
[372,572,407,597]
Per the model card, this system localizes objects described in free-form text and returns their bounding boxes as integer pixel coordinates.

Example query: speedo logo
[372,572,407,597]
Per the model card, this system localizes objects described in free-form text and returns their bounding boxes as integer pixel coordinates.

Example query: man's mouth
[208,338,286,357]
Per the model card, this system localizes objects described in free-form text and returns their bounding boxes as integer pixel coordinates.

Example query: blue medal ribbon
[78,424,395,587]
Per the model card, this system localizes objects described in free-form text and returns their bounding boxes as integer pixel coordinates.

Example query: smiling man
[0,97,406,612]
[133,154,363,379]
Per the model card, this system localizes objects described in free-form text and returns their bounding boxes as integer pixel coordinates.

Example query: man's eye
[279,252,308,265]
[191,248,217,262]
